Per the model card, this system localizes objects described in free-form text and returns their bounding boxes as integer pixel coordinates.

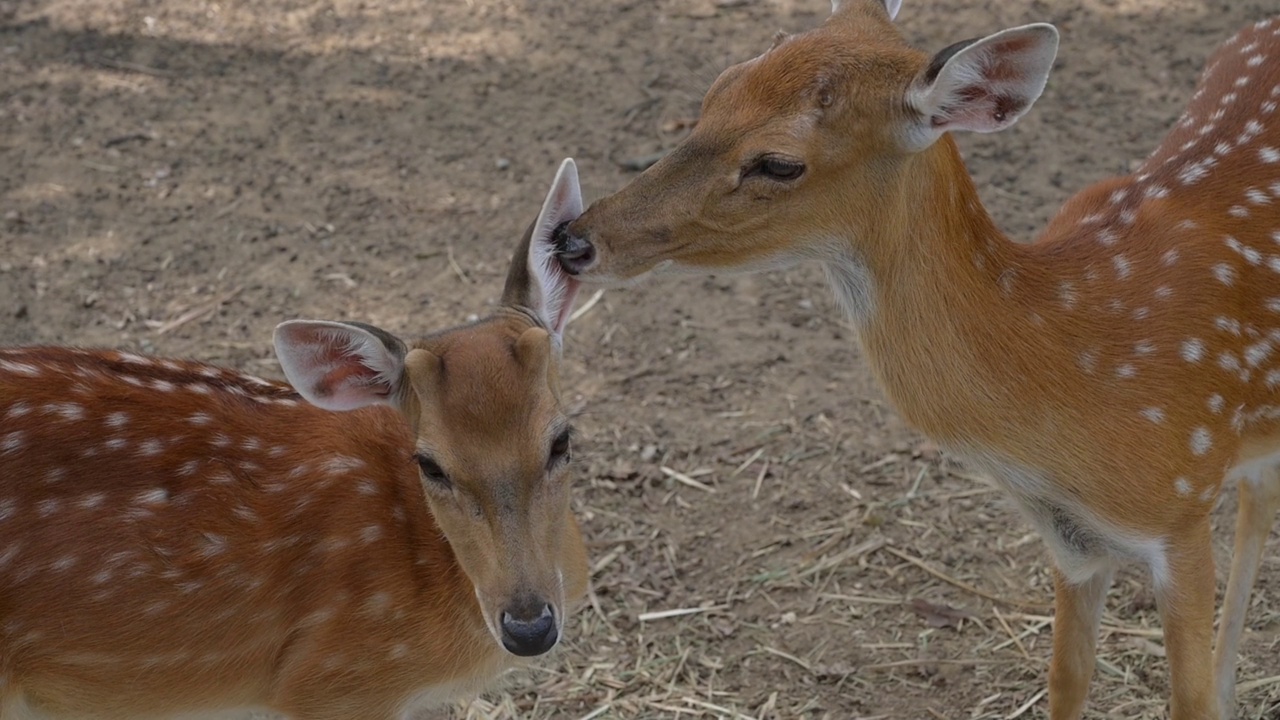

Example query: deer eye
[548,427,573,470]
[744,155,805,182]
[413,453,451,489]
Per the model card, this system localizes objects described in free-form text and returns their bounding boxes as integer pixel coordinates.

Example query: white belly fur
[957,449,1170,589]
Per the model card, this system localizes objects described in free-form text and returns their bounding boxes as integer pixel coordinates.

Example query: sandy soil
[1,0,1277,718]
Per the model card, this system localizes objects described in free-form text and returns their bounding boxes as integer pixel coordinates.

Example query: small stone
[495,158,511,170]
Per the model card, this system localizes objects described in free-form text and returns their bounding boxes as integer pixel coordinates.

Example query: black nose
[500,603,558,656]
[555,228,596,276]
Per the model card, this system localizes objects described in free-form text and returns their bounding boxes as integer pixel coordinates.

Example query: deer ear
[273,320,407,412]
[902,23,1058,151]
[501,158,583,347]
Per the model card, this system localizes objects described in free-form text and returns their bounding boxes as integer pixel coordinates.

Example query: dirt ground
[2,0,1278,718]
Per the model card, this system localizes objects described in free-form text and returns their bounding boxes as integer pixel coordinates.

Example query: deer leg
[1048,564,1114,720]
[1156,520,1219,720]
[1214,467,1280,719]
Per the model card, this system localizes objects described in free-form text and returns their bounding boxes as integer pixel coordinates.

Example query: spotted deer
[556,2,1280,718]
[0,160,589,720]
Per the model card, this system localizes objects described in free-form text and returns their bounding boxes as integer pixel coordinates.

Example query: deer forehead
[704,33,924,139]
[411,325,561,446]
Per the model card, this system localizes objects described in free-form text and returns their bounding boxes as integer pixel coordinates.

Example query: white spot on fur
[1058,282,1077,309]
[1079,349,1099,374]
[1213,263,1236,285]
[1219,352,1246,381]
[1181,339,1205,362]
[323,456,366,474]
[136,489,168,505]
[4,402,31,419]
[44,402,84,421]
[1209,394,1226,413]
[1245,340,1273,367]
[1116,364,1137,378]
[1,432,24,455]
[1140,407,1165,423]
[1173,477,1193,497]
[78,493,105,510]
[1190,427,1213,456]
[1228,236,1264,265]
[0,359,40,376]
[1179,157,1216,184]
[1113,255,1132,279]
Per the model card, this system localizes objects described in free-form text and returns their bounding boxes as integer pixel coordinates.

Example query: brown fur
[566,2,1280,718]
[0,320,588,717]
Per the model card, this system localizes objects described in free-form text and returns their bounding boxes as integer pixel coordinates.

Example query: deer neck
[824,136,1068,449]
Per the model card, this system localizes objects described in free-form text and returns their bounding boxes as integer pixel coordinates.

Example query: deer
[0,159,590,720]
[554,1,1280,718]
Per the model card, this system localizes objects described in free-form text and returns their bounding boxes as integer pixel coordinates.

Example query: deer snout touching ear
[555,228,597,277]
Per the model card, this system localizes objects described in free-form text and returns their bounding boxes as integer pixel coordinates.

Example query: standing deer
[556,1,1280,718]
[0,159,589,720]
